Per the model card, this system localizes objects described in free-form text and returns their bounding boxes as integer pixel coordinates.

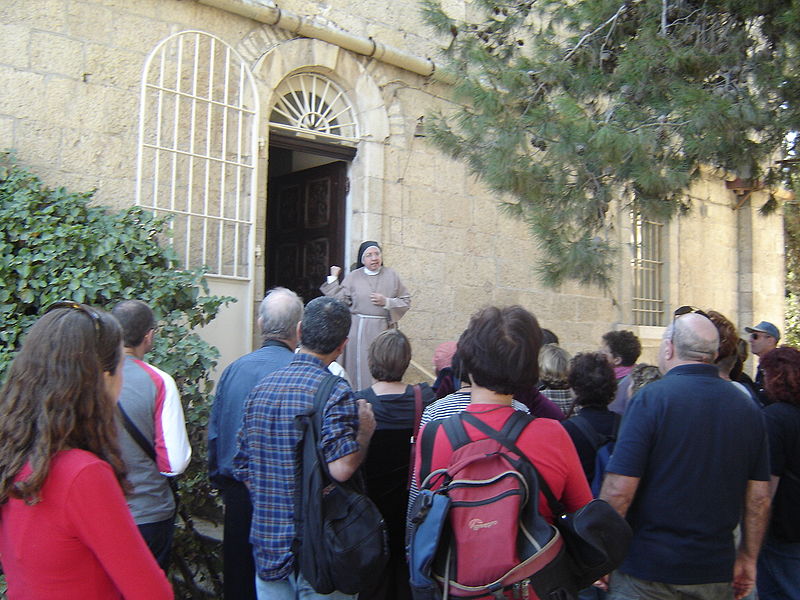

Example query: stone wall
[1,0,785,379]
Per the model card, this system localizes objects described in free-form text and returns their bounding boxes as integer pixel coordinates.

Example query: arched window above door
[269,73,359,143]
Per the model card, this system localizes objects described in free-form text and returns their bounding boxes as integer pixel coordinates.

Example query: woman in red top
[411,307,591,598]
[0,302,173,600]
[414,306,591,521]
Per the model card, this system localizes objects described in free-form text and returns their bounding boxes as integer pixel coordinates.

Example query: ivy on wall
[0,152,231,597]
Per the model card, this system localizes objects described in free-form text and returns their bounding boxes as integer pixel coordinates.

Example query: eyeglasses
[750,332,765,340]
[44,300,103,339]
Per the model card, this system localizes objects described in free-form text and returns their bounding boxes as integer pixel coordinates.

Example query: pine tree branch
[563,3,627,62]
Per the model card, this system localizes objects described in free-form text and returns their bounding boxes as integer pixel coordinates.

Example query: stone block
[404,184,442,223]
[0,117,16,149]
[464,229,494,257]
[111,12,172,53]
[0,67,47,120]
[44,77,80,121]
[15,119,64,170]
[99,87,139,136]
[388,215,403,245]
[472,196,499,231]
[2,0,67,30]
[30,31,85,79]
[0,24,31,70]
[70,84,112,132]
[67,1,114,43]
[85,44,142,90]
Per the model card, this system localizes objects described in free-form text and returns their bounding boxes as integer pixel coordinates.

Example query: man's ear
[663,339,675,362]
[295,321,302,343]
[335,337,349,357]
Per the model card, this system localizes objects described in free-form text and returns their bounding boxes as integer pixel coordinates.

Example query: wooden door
[266,161,347,302]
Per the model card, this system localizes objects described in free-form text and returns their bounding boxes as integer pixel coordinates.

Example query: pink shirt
[0,449,173,599]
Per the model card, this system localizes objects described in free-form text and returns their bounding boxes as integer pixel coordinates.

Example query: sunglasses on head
[44,300,103,339]
[673,305,708,319]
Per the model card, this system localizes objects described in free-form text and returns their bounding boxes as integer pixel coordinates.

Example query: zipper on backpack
[521,578,530,600]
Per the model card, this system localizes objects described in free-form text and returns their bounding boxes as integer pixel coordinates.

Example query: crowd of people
[0,241,797,600]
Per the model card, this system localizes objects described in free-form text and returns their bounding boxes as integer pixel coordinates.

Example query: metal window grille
[269,73,358,142]
[135,31,259,279]
[632,214,665,326]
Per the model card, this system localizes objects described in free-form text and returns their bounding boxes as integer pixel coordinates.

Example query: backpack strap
[460,410,568,518]
[309,373,344,477]
[441,413,471,451]
[569,415,607,451]
[418,419,443,484]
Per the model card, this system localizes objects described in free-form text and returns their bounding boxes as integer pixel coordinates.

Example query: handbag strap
[119,404,157,462]
[118,404,180,511]
[407,384,425,489]
[411,384,423,439]
[459,411,567,518]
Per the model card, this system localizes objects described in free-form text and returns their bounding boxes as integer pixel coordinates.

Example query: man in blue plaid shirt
[234,296,376,600]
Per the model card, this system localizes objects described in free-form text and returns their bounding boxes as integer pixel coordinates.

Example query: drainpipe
[197,0,456,84]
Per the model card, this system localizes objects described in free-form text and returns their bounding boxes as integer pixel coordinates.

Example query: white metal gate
[135,30,259,280]
[135,30,260,365]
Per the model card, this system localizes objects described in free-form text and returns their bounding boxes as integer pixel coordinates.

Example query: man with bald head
[209,287,304,600]
[601,310,771,600]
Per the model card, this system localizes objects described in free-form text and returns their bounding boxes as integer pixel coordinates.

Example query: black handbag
[294,374,390,594]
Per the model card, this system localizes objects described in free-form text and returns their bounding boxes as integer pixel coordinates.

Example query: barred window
[632,214,665,326]
[135,31,259,279]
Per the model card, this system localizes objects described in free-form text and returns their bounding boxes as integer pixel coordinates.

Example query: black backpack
[294,374,390,594]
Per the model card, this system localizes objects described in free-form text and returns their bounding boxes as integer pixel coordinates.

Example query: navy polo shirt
[607,363,769,585]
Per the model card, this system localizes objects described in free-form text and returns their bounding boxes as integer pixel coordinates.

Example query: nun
[320,241,411,389]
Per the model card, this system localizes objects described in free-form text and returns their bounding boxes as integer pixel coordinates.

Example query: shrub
[0,152,231,597]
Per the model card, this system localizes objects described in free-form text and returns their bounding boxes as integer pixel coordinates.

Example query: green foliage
[0,152,232,597]
[421,0,800,287]
[784,196,800,347]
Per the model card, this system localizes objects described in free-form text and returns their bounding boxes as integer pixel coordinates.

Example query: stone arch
[238,29,391,258]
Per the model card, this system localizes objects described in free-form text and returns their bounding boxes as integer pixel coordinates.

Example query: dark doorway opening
[266,133,356,303]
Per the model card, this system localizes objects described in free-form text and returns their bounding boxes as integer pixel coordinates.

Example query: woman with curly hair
[0,302,172,599]
[756,346,800,599]
[563,352,620,487]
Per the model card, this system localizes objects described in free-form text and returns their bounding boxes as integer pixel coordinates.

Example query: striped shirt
[233,353,360,582]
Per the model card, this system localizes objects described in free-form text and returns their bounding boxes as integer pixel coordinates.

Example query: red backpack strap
[460,411,568,518]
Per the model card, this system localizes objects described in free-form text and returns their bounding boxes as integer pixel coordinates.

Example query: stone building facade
[1,0,785,376]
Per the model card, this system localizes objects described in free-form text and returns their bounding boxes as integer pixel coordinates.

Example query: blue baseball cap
[745,321,780,341]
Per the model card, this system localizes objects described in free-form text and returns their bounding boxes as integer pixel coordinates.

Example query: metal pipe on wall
[197,0,456,84]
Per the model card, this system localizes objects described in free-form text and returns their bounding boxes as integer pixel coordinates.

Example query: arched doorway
[265,72,359,302]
